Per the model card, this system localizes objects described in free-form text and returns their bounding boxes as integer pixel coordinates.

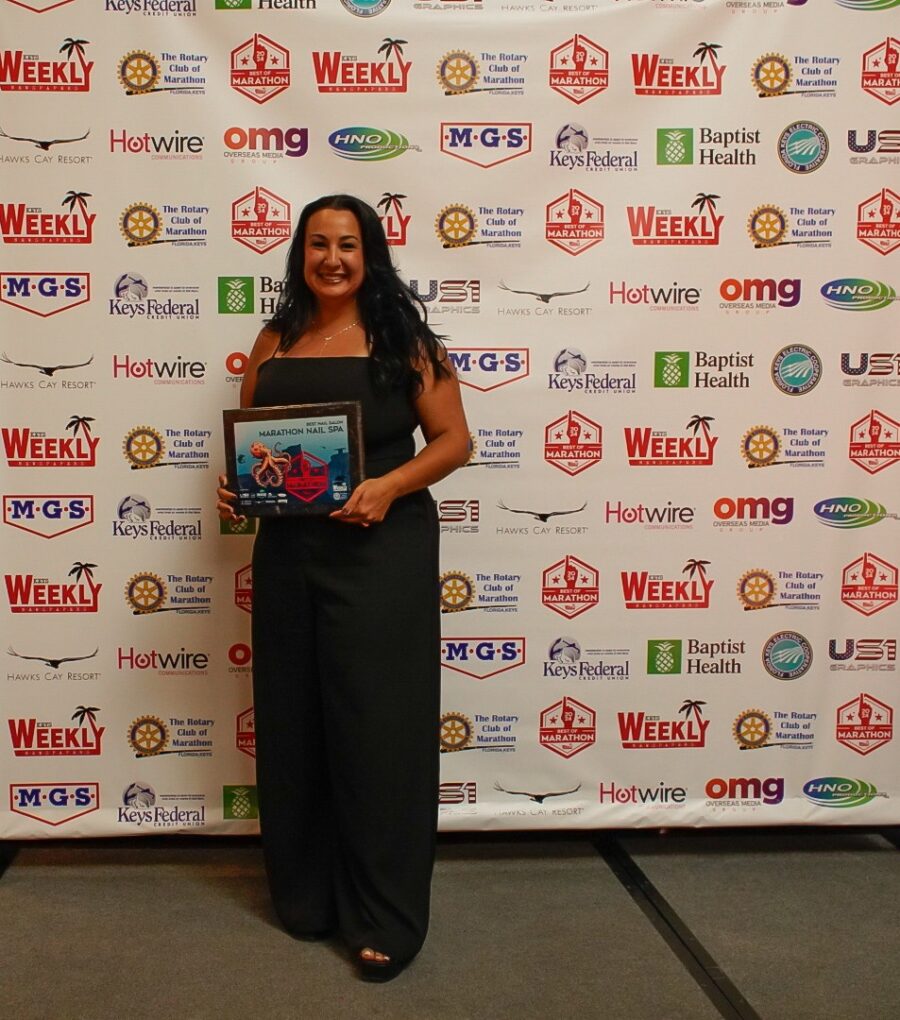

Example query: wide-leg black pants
[250,490,440,962]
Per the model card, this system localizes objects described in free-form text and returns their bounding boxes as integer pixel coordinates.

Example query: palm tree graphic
[686,414,714,440]
[693,42,722,68]
[60,38,90,67]
[377,38,407,63]
[683,559,710,582]
[66,415,95,439]
[68,561,97,584]
[691,193,719,218]
[377,192,406,219]
[679,699,707,725]
[72,705,101,743]
[62,191,92,218]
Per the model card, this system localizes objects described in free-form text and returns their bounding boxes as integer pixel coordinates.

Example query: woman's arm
[332,357,470,527]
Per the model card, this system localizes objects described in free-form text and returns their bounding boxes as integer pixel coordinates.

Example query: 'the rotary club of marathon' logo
[545,190,604,255]
[762,631,813,680]
[549,35,609,104]
[732,708,814,751]
[627,193,723,246]
[127,715,169,757]
[736,567,823,612]
[121,425,210,470]
[125,572,211,615]
[539,696,596,759]
[118,202,208,248]
[231,187,291,254]
[313,39,410,93]
[0,38,93,93]
[230,34,290,104]
[857,188,900,255]
[117,49,206,96]
[836,693,893,755]
[860,37,900,106]
[740,424,826,469]
[122,426,165,469]
[621,559,713,610]
[541,555,599,620]
[0,191,95,245]
[748,204,833,250]
[771,346,822,396]
[128,715,214,757]
[435,49,525,97]
[236,707,255,759]
[841,553,898,616]
[434,203,522,249]
[778,121,829,173]
[632,41,725,97]
[848,410,900,474]
[543,411,602,475]
[750,53,837,100]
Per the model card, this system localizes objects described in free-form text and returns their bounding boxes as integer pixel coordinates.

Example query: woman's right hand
[217,473,246,524]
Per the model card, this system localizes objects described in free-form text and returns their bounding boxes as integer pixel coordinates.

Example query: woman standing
[217,195,469,981]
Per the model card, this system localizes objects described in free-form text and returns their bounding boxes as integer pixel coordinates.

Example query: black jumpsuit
[250,356,440,963]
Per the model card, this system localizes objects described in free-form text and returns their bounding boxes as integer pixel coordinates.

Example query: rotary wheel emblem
[120,203,163,246]
[751,53,790,97]
[123,426,165,469]
[733,709,772,749]
[466,432,478,465]
[437,51,479,94]
[440,570,475,612]
[748,205,787,248]
[126,572,168,614]
[435,205,477,248]
[737,569,776,610]
[741,425,780,468]
[118,50,160,94]
[128,715,169,756]
[440,712,473,752]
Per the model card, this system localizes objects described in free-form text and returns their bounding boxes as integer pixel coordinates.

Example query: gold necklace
[310,318,360,355]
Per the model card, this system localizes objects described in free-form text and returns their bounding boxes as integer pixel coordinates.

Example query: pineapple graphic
[223,785,258,819]
[647,639,682,675]
[218,276,254,314]
[655,352,689,388]
[657,128,693,166]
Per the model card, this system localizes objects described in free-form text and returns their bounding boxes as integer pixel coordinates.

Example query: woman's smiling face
[303,208,365,307]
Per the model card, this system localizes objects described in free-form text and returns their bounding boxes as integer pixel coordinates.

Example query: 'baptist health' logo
[657,129,693,166]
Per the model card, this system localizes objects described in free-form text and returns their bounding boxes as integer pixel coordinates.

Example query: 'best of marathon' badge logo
[0,39,93,93]
[313,39,410,93]
[624,415,717,466]
[836,693,893,756]
[544,411,602,475]
[230,34,290,104]
[849,410,900,475]
[541,555,599,620]
[0,192,95,245]
[232,187,291,254]
[621,559,713,610]
[632,41,725,96]
[539,696,596,758]
[841,553,898,617]
[860,38,900,107]
[857,188,900,256]
[545,190,604,255]
[8,706,104,756]
[628,193,723,246]
[549,35,608,104]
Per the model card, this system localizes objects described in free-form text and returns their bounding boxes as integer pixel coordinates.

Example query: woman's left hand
[329,476,400,527]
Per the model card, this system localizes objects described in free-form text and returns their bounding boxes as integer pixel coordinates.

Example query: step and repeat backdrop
[1,0,898,837]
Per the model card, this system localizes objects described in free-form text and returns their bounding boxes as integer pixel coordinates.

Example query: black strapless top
[252,357,417,474]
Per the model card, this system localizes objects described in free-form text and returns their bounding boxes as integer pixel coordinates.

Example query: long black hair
[267,194,451,394]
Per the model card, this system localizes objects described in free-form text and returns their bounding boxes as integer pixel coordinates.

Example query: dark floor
[1,828,897,1020]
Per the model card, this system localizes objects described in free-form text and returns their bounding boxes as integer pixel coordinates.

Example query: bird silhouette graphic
[8,646,99,669]
[0,127,90,151]
[2,353,94,377]
[497,500,587,523]
[493,781,582,804]
[498,280,590,304]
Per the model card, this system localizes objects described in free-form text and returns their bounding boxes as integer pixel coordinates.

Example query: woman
[217,195,469,981]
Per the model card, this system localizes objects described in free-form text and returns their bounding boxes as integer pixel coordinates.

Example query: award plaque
[223,402,364,517]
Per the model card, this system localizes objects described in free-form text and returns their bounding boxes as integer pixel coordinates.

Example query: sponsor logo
[814,497,894,529]
[438,498,480,535]
[439,711,517,752]
[377,192,409,246]
[539,697,596,758]
[655,351,753,390]
[107,0,197,14]
[632,41,725,96]
[435,203,522,249]
[618,700,709,749]
[438,781,478,808]
[114,494,202,541]
[125,571,212,615]
[545,637,630,681]
[621,559,713,610]
[439,570,520,613]
[762,631,813,680]
[841,553,898,616]
[109,128,203,159]
[624,416,717,466]
[3,495,93,538]
[10,783,99,825]
[599,781,687,807]
[628,192,722,246]
[493,780,583,819]
[466,426,523,469]
[609,279,700,310]
[118,49,206,96]
[341,0,391,14]
[750,52,838,99]
[118,201,208,248]
[549,35,608,104]
[440,638,525,679]
[857,188,900,255]
[849,410,900,474]
[829,638,896,672]
[705,777,784,807]
[1,192,95,245]
[219,277,255,315]
[232,187,291,254]
[778,120,829,172]
[549,349,635,396]
[0,124,91,167]
[447,349,529,391]
[733,708,815,750]
[5,562,100,613]
[2,416,98,467]
[6,644,99,682]
[650,637,744,675]
[606,499,695,531]
[0,273,89,316]
[737,567,823,612]
[236,708,255,759]
[411,277,480,313]
[230,35,290,104]
[223,785,258,821]
[235,565,252,614]
[541,555,599,619]
[436,49,524,97]
[803,777,884,808]
[713,495,794,528]
[228,643,252,675]
[545,189,603,255]
[122,424,211,470]
[647,639,682,675]
[314,40,410,93]
[657,128,693,166]
[551,122,637,172]
[110,272,199,321]
[748,204,834,248]
[821,278,897,311]
[223,125,308,162]
[543,411,602,475]
[848,127,900,165]
[657,126,759,166]
[837,0,900,8]
[0,39,93,93]
[117,644,208,675]
[8,706,104,756]
[740,424,826,468]
[441,122,531,169]
[499,281,591,316]
[496,499,588,538]
[5,0,77,9]
[127,715,214,757]
[720,276,800,311]
[113,355,206,385]
[841,351,900,386]
[328,126,413,161]
[118,782,207,828]
[860,38,900,105]
[836,693,892,755]
[771,346,822,396]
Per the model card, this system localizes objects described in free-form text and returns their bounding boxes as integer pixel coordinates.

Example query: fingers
[216,474,246,524]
